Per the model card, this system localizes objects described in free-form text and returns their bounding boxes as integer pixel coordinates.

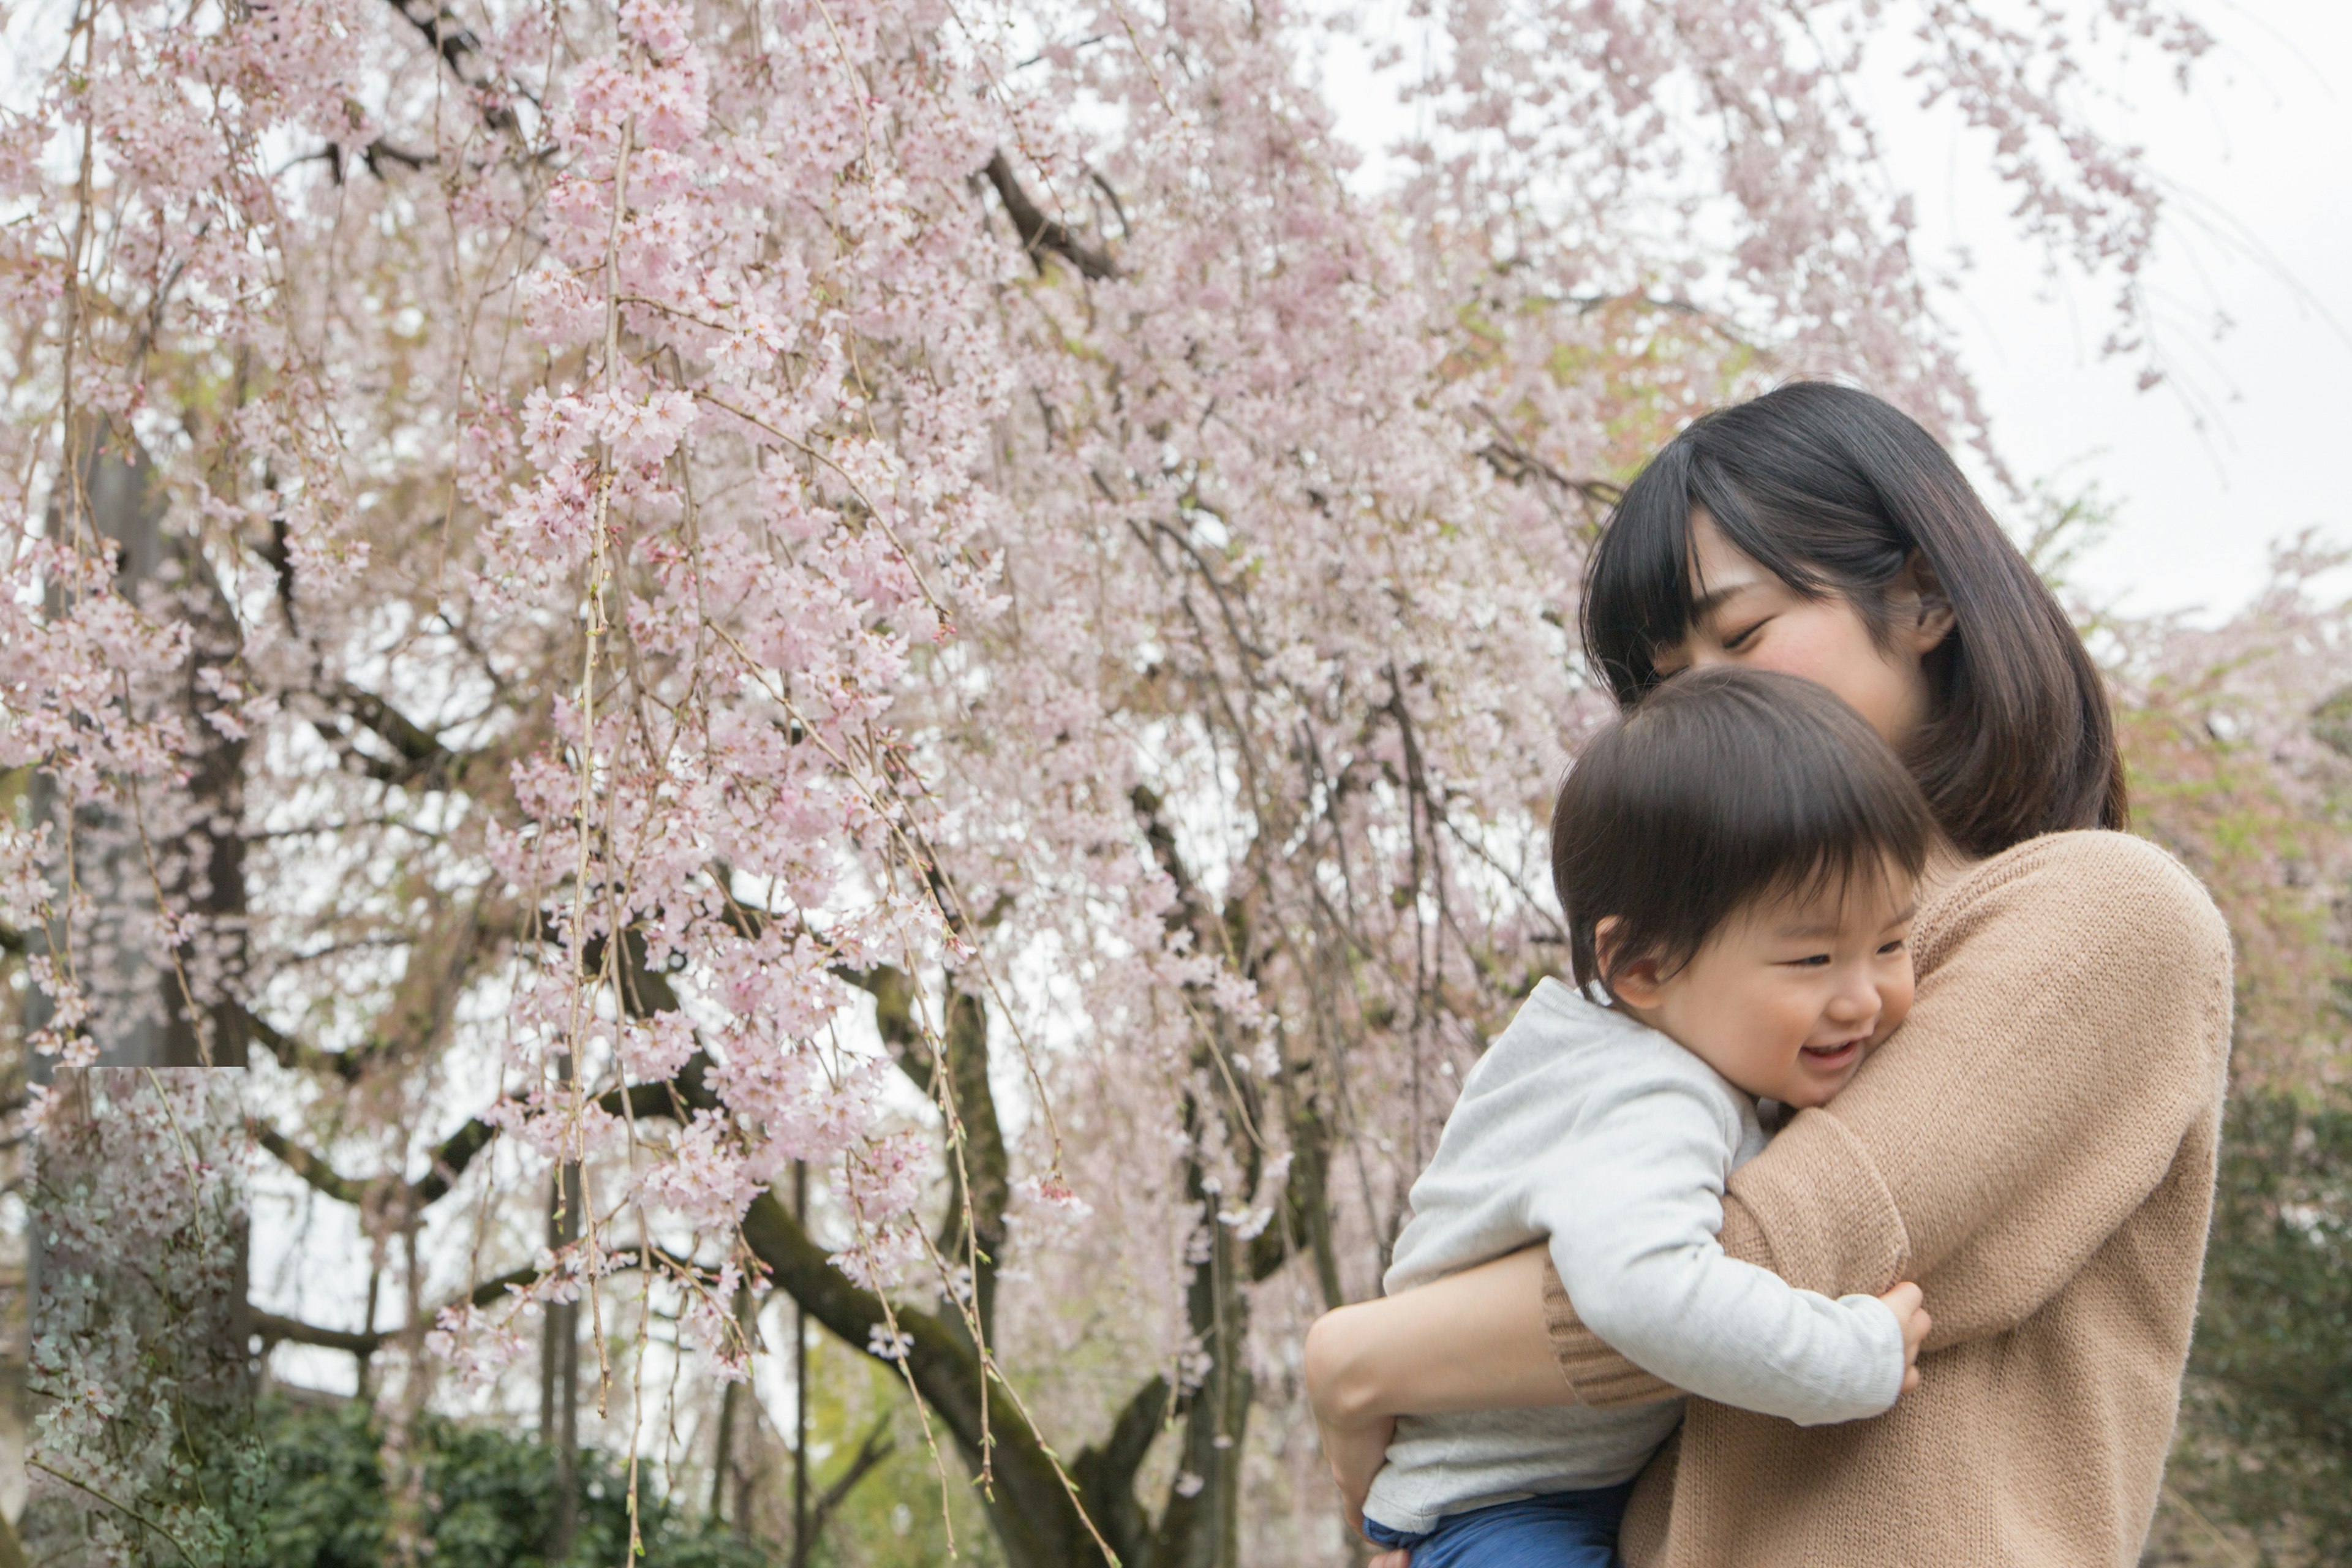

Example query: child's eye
[1877,938,1907,956]
[1781,953,1832,968]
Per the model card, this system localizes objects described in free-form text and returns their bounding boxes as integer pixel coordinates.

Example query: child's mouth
[1800,1037,1864,1069]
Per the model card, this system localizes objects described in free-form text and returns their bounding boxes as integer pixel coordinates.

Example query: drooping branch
[842,963,1012,1342]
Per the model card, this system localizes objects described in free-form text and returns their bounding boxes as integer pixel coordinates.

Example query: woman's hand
[1311,1397,1393,1537]
[1304,1303,1395,1534]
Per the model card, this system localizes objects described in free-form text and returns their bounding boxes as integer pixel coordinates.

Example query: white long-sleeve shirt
[1361,978,1905,1535]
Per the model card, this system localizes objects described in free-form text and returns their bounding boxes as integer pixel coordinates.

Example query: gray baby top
[1362,978,1904,1536]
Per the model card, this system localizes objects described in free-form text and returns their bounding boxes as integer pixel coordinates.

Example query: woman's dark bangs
[1584,462,1698,699]
[1686,462,1833,607]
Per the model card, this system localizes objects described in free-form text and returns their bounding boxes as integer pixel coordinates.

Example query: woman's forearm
[1304,1244,1578,1420]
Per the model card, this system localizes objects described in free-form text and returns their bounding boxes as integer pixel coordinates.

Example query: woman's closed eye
[1721,617,1773,652]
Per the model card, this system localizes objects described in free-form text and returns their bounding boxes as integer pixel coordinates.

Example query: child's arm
[1533,1076,1920,1424]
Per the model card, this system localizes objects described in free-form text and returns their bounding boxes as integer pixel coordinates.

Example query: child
[1306,666,1936,1567]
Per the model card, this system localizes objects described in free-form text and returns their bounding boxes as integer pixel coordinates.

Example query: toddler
[1309,666,1936,1567]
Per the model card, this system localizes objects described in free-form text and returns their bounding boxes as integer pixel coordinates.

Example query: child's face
[1608,863,1918,1107]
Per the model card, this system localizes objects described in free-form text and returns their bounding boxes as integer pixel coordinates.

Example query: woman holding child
[1305,382,2234,1567]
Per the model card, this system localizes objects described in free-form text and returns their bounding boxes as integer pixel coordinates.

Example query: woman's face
[1651,507,1954,750]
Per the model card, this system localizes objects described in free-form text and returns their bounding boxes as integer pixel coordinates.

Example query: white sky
[1904,0,2352,620]
[1314,0,2352,622]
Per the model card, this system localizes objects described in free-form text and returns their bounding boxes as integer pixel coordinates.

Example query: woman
[1307,382,2233,1567]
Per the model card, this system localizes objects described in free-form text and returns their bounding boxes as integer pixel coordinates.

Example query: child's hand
[1879,1281,1931,1395]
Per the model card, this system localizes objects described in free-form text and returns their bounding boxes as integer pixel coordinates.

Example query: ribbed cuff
[1727,1107,1911,1297]
[1540,1257,1683,1409]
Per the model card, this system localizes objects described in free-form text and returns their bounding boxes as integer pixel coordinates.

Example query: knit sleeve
[1542,830,2233,1390]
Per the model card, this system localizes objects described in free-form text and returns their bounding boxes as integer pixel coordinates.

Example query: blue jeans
[1362,1483,1634,1568]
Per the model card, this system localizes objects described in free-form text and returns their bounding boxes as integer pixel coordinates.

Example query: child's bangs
[1765,831,1921,925]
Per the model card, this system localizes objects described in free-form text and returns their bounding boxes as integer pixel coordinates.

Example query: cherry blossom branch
[246,1058,718,1217]
[251,1262,540,1356]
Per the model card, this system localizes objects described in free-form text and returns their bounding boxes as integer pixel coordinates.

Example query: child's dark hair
[1552,666,1936,993]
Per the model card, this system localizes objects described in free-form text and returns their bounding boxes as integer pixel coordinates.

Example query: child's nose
[1825,973,1879,1022]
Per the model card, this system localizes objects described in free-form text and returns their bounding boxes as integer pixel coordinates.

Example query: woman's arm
[1312,835,2231,1424]
[1306,1245,1574,1422]
[1303,1246,1572,1531]
[1735,832,2230,1343]
[1544,831,2233,1391]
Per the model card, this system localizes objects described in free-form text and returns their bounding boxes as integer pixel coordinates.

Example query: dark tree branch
[252,1259,589,1357]
[1148,1098,1253,1567]
[379,0,525,134]
[251,1310,377,1355]
[250,1123,360,1205]
[737,1188,1107,1567]
[314,681,477,791]
[582,924,683,1018]
[411,1115,497,1207]
[1071,1374,1170,1567]
[249,1054,721,1216]
[797,1415,896,1568]
[984,151,1118,281]
[835,963,1012,1355]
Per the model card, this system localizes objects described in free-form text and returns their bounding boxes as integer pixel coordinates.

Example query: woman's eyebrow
[1688,581,1756,620]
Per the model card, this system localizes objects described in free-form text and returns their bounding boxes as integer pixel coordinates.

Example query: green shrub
[255,1397,771,1568]
[2176,1089,2352,1563]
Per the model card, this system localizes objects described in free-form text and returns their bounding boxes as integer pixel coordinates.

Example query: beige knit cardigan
[1540,830,2234,1567]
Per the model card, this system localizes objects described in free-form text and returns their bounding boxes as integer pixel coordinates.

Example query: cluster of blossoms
[21,1069,258,1567]
[0,0,2248,1560]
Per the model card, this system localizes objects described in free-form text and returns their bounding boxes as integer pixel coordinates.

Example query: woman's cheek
[1764,615,1912,738]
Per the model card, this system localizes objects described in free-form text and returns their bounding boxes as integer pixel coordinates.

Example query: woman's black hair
[1553,666,1934,993]
[1580,380,2127,858]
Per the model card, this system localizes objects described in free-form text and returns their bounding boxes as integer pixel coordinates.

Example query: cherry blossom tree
[0,0,2253,1564]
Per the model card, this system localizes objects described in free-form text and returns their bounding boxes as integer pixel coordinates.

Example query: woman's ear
[1898,551,1957,655]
